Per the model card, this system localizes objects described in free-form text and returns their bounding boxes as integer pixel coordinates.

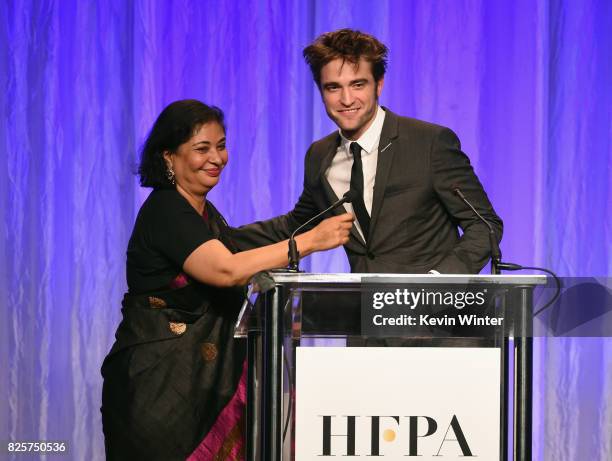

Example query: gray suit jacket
[229,108,503,274]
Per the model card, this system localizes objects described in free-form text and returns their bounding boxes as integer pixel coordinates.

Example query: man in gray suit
[232,29,502,274]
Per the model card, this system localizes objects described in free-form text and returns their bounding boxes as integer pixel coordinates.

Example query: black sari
[102,196,247,460]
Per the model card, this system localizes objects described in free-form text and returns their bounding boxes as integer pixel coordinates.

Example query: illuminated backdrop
[1,1,610,459]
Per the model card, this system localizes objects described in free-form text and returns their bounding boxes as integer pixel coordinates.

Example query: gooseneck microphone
[452,185,563,315]
[287,190,358,272]
[452,186,502,274]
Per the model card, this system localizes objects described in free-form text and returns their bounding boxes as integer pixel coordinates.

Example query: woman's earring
[166,165,175,184]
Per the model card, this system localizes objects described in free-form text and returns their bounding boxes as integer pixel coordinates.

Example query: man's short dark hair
[138,99,225,188]
[303,28,388,87]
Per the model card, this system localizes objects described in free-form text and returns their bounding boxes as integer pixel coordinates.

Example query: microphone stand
[453,187,561,314]
[287,190,357,272]
[453,187,503,274]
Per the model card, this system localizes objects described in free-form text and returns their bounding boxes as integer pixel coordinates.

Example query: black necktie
[349,142,370,241]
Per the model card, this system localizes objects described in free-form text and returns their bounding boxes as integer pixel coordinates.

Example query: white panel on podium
[296,347,500,460]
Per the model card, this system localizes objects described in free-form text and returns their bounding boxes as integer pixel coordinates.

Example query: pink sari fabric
[187,361,247,461]
[169,272,190,289]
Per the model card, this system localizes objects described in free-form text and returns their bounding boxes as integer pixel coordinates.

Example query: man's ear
[376,77,385,98]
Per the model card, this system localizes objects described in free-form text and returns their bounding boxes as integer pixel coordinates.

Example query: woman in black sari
[101,100,352,460]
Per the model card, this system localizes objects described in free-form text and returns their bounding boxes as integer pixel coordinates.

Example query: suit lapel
[369,109,400,239]
[317,133,366,246]
[318,133,341,206]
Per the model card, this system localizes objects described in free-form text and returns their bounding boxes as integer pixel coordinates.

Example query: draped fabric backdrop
[1,0,611,459]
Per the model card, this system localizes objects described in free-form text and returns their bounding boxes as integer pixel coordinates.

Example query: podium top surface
[263,272,547,286]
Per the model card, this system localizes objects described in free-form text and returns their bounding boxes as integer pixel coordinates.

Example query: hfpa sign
[320,414,473,457]
[296,348,501,460]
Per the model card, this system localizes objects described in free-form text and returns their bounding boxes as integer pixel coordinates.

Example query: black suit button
[367,252,375,260]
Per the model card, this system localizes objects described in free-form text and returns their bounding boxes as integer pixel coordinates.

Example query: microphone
[452,186,502,274]
[452,186,562,315]
[287,190,357,272]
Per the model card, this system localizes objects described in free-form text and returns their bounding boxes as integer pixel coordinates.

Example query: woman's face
[165,122,228,196]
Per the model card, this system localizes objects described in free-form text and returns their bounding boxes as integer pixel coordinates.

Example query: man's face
[319,57,384,140]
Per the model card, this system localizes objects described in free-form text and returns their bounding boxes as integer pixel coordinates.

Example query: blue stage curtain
[1,1,610,459]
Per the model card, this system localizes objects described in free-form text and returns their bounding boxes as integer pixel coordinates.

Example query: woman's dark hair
[303,29,388,88]
[138,99,226,188]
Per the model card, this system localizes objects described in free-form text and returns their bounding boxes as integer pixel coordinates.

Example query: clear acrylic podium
[235,273,546,461]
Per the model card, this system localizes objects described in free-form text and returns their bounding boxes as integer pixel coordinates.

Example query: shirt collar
[340,106,386,155]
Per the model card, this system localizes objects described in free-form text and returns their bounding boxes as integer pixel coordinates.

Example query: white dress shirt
[325,106,386,240]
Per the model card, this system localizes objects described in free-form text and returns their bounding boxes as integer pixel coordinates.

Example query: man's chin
[340,121,365,138]
[336,121,359,134]
[328,113,366,138]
